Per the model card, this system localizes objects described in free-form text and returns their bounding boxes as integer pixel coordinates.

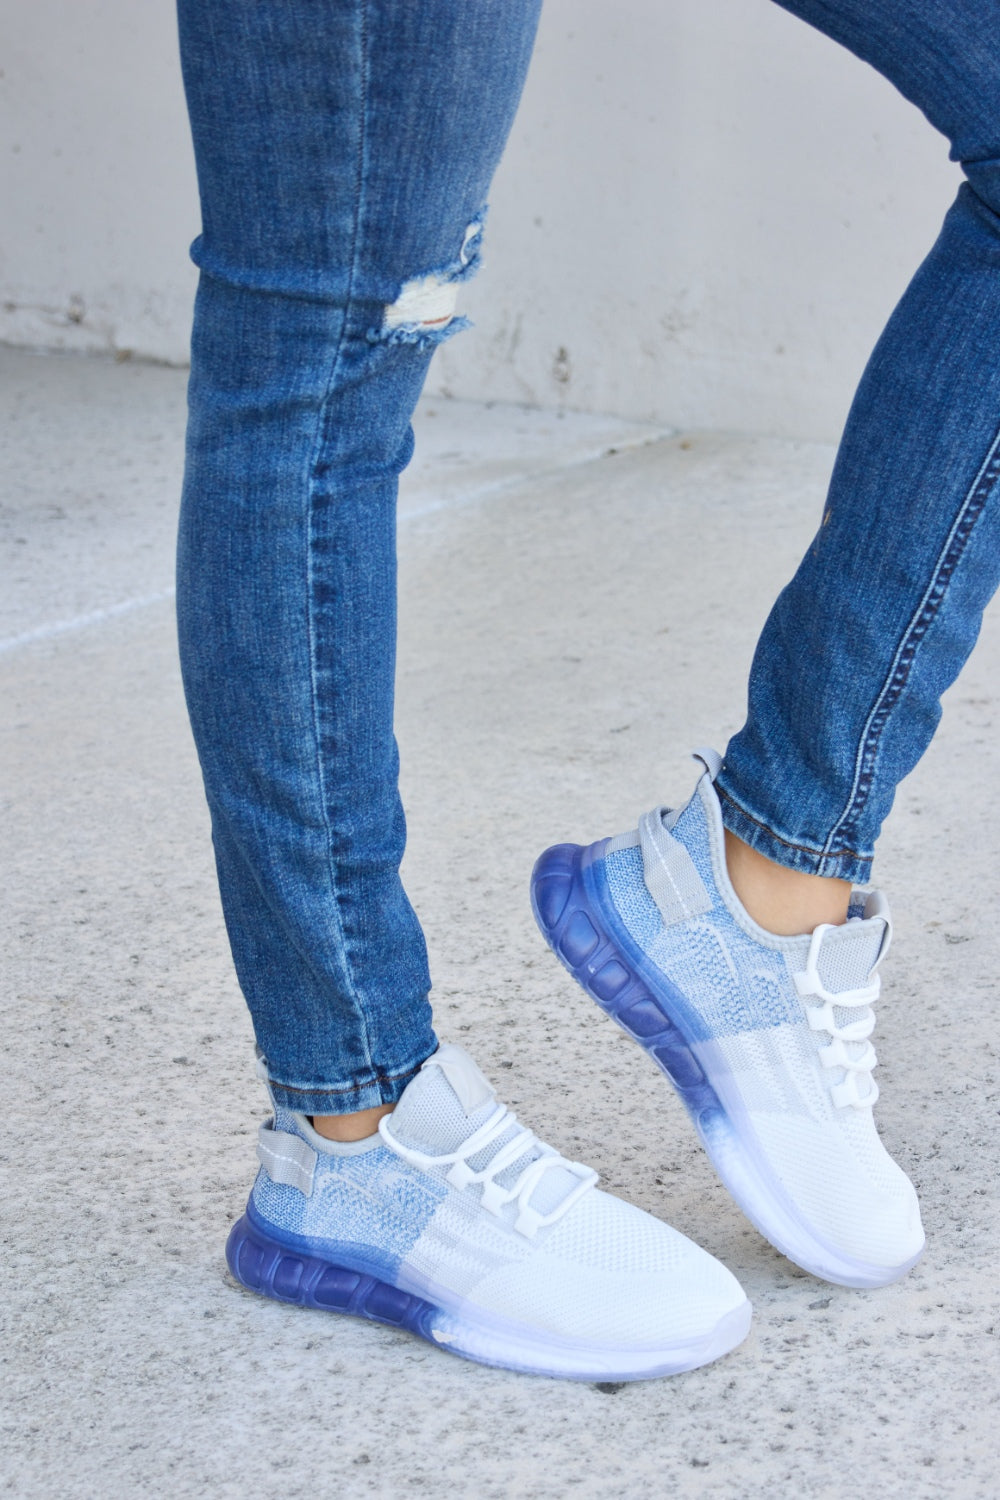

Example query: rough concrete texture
[2,347,998,1498]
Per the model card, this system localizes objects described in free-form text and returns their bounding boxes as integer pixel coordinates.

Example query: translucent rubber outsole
[530,840,924,1290]
[226,1206,751,1381]
[227,1210,439,1335]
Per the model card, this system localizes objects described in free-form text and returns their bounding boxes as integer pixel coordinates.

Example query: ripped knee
[372,214,484,350]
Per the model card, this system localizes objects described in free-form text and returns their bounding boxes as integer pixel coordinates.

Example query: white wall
[0,0,960,440]
[0,0,197,366]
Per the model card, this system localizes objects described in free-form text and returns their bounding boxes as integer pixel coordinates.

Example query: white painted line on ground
[399,428,672,521]
[0,588,176,655]
[2,428,673,655]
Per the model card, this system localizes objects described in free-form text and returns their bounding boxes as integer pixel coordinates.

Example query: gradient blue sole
[530,839,923,1289]
[227,1193,751,1379]
[227,1211,438,1334]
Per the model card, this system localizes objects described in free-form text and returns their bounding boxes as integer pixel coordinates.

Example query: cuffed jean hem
[263,1040,438,1116]
[716,783,874,886]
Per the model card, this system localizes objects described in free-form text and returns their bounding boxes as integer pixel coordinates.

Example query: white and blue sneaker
[227,1043,751,1380]
[531,752,924,1289]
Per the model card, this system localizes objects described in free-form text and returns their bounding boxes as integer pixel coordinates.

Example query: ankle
[723,828,850,936]
[311,1102,394,1143]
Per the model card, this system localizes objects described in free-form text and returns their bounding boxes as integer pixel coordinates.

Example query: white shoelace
[379,1102,598,1240]
[793,924,881,1109]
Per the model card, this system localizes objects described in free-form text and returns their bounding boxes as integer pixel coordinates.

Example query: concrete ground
[2,345,998,1499]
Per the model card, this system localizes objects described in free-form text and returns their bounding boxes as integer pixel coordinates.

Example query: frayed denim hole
[374,314,472,351]
[368,212,485,351]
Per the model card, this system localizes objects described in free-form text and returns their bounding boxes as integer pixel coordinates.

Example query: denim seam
[822,419,1000,861]
[300,0,377,1079]
[716,784,865,863]
[268,1056,428,1099]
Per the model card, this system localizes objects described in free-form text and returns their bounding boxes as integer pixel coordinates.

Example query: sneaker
[530,751,924,1289]
[226,1042,751,1380]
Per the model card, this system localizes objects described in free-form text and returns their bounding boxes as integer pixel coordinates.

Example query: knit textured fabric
[249,1045,748,1352]
[596,769,923,1273]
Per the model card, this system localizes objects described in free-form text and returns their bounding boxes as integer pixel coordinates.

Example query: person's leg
[175,0,752,1379]
[536,1,1000,1290]
[177,0,538,1119]
[719,0,1000,903]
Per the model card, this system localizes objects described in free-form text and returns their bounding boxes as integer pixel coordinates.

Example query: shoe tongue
[815,920,884,998]
[389,1044,584,1217]
[390,1044,497,1154]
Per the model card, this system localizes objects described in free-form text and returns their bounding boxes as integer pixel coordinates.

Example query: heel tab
[692,746,723,782]
[257,1120,317,1196]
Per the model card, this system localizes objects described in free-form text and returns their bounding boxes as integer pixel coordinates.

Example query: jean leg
[718,1,1000,881]
[176,0,541,1111]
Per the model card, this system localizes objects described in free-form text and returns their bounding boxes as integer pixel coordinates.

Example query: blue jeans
[719,1,1000,881]
[177,0,1000,1111]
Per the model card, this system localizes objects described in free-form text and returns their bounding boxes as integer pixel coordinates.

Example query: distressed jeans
[177,0,1000,1112]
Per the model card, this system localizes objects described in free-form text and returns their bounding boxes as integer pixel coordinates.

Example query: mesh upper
[251,1135,446,1264]
[541,1185,688,1272]
[604,781,890,1042]
[598,773,921,1266]
[250,1046,746,1343]
[747,1106,921,1263]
